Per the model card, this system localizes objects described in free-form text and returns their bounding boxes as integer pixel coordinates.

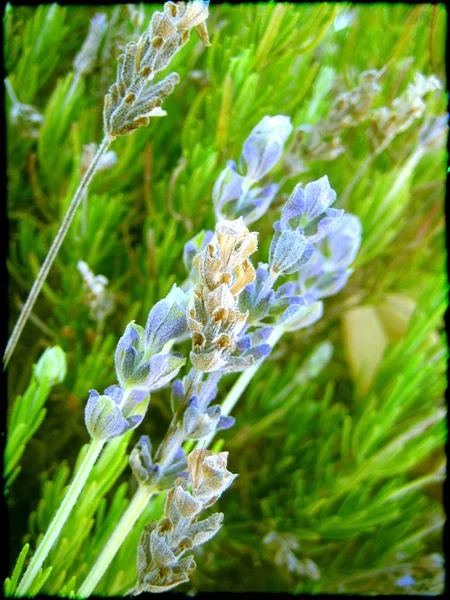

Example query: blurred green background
[5,2,447,595]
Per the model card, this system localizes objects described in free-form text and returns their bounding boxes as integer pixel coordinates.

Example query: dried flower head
[372,72,442,140]
[103,0,211,138]
[188,218,258,372]
[133,448,236,595]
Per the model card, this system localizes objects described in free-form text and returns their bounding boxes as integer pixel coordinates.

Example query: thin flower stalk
[4,135,113,367]
[16,438,105,596]
[77,484,155,598]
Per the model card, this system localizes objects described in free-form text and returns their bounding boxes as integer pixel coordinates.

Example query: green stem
[4,135,114,368]
[5,77,20,106]
[195,326,285,451]
[16,438,105,596]
[77,484,155,598]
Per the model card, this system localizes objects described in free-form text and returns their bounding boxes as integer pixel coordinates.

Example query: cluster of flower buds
[372,72,442,140]
[133,449,237,594]
[77,260,115,325]
[129,435,187,489]
[85,285,188,441]
[239,176,361,334]
[213,115,293,224]
[284,69,384,173]
[188,218,259,372]
[103,0,211,137]
[170,374,235,440]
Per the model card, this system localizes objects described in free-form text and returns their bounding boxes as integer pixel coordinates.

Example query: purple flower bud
[237,182,279,225]
[216,415,235,431]
[270,293,306,317]
[276,282,297,298]
[85,390,129,440]
[298,250,325,288]
[115,322,145,385]
[132,353,186,391]
[280,176,344,243]
[396,574,415,588]
[170,378,185,412]
[249,343,272,359]
[319,214,362,271]
[239,263,276,321]
[145,284,188,353]
[182,401,223,439]
[279,301,323,332]
[269,230,314,275]
[251,326,273,344]
[85,386,150,441]
[236,335,252,353]
[239,115,293,181]
[129,435,153,483]
[315,269,352,298]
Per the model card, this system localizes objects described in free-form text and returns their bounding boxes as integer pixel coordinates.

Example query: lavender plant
[6,2,446,597]
[73,119,362,596]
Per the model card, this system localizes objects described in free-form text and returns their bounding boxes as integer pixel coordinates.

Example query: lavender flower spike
[240,115,293,182]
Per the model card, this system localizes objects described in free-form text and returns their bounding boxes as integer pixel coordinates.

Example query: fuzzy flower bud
[85,386,149,441]
[115,322,146,386]
[278,300,324,332]
[73,13,107,77]
[278,175,344,243]
[183,229,215,277]
[182,397,235,439]
[269,230,313,276]
[213,159,279,225]
[103,0,210,138]
[187,449,238,502]
[240,115,293,181]
[298,214,362,300]
[115,320,186,390]
[145,284,188,353]
[129,435,160,484]
[34,346,67,386]
[239,263,276,323]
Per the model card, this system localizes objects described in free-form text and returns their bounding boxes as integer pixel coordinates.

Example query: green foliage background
[5,1,447,595]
